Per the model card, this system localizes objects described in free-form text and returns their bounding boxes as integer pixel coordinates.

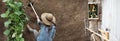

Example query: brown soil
[0,0,89,41]
[0,0,7,41]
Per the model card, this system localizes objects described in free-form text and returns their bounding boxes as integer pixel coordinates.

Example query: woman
[27,13,56,41]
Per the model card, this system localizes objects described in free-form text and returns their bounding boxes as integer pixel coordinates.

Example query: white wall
[102,0,120,41]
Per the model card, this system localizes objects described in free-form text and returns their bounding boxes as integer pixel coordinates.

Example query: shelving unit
[88,0,102,32]
[86,0,102,41]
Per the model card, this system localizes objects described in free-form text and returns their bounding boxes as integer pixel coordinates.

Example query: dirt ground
[0,0,7,41]
[0,0,89,41]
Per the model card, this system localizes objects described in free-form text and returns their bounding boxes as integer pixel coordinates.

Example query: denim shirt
[36,23,56,41]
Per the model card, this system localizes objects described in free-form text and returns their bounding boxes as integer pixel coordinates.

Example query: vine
[1,0,28,41]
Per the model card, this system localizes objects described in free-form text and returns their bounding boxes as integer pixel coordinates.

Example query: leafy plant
[1,0,28,41]
[89,4,98,18]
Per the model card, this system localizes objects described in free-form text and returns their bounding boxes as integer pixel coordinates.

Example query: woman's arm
[27,24,39,38]
[27,24,34,32]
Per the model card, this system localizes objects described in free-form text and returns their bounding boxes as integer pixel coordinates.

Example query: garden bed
[0,0,88,41]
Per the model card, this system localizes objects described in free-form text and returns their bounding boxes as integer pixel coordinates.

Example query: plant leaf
[4,20,11,27]
[25,17,29,21]
[1,9,10,18]
[4,29,10,36]
[1,13,7,18]
[9,3,16,8]
[14,2,22,7]
[14,11,22,15]
[2,0,7,2]
[19,33,23,38]
[12,32,16,38]
[20,38,24,41]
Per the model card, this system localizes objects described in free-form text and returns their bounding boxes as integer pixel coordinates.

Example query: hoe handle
[29,2,41,23]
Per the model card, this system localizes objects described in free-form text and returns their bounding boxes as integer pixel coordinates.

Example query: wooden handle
[29,2,41,23]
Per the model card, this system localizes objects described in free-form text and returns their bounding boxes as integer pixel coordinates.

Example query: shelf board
[88,2,100,4]
[88,18,99,21]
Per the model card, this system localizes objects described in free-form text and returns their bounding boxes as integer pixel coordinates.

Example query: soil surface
[0,0,89,41]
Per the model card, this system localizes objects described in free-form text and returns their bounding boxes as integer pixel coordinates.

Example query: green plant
[1,0,28,41]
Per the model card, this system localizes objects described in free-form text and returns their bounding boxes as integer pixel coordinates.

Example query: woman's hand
[26,24,40,38]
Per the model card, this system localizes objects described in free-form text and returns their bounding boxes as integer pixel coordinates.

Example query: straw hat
[41,13,56,26]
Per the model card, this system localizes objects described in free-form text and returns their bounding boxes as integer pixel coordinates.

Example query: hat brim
[41,13,56,25]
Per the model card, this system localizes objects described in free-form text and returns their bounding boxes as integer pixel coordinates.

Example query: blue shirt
[37,23,56,41]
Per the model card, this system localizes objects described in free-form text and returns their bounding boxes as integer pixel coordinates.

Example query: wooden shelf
[88,2,98,4]
[88,1,100,4]
[88,18,99,21]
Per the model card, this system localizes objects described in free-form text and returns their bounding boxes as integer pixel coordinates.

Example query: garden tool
[29,2,41,23]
